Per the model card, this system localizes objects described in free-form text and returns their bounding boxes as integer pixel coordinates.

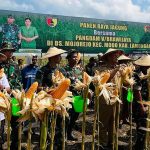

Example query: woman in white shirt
[0,53,10,149]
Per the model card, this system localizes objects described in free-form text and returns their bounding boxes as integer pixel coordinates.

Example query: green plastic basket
[11,97,21,116]
[73,96,88,113]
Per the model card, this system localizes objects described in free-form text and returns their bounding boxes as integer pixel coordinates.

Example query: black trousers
[10,116,19,150]
[67,107,79,136]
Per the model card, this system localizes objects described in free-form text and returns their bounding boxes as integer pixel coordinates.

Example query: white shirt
[0,74,10,121]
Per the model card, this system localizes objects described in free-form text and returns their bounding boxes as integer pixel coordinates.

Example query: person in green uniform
[20,17,39,49]
[0,42,21,150]
[62,49,83,141]
[0,14,21,50]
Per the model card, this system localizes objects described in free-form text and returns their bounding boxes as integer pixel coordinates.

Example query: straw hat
[41,47,66,59]
[98,52,103,57]
[101,48,124,60]
[0,42,15,52]
[118,54,132,61]
[134,55,150,66]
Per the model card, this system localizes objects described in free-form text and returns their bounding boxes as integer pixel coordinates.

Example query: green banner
[0,10,150,53]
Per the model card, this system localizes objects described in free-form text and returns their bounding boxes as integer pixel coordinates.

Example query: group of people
[0,14,39,50]
[0,40,150,150]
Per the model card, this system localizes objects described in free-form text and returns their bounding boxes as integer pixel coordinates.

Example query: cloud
[0,0,150,23]
[0,0,34,12]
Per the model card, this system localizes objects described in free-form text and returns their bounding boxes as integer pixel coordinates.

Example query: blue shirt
[21,64,39,91]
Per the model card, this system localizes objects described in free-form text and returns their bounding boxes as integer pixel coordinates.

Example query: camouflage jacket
[4,62,22,89]
[35,63,59,88]
[61,65,83,96]
[0,23,20,50]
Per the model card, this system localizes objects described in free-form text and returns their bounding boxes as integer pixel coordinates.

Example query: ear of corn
[25,82,38,99]
[0,91,6,99]
[51,79,71,99]
[100,72,110,84]
[83,72,91,85]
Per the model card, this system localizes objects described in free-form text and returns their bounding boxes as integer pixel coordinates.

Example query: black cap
[7,14,14,19]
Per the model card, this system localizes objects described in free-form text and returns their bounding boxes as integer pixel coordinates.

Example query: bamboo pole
[40,110,48,150]
[81,86,89,150]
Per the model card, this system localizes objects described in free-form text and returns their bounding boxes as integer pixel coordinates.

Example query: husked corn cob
[25,82,38,99]
[100,72,110,84]
[51,79,71,99]
[0,91,6,99]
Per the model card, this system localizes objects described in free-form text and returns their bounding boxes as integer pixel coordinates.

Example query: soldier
[0,42,21,150]
[0,14,20,50]
[0,42,21,89]
[62,49,83,141]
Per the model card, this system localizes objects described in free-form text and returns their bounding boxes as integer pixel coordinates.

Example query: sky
[0,0,150,23]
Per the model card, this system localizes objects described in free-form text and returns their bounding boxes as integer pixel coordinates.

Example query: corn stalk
[7,110,11,150]
[81,86,89,150]
[27,100,33,150]
[50,111,57,150]
[145,79,150,149]
[40,110,49,150]
[97,97,100,150]
[62,114,66,150]
[18,122,22,150]
[91,95,99,150]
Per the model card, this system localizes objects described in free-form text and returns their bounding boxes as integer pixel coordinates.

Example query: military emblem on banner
[46,17,58,27]
[144,25,150,32]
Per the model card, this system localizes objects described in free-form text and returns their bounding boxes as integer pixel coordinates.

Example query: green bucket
[73,96,88,113]
[11,97,21,116]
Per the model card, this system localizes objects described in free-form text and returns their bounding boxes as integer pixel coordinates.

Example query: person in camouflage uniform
[0,42,21,89]
[61,49,83,141]
[0,42,21,150]
[0,14,20,50]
